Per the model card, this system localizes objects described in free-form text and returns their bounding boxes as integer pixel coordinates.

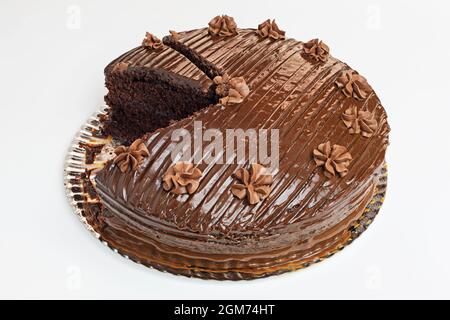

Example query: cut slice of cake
[103,33,226,144]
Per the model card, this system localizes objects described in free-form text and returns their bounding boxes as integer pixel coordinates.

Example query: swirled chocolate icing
[213,74,250,105]
[231,163,273,205]
[162,161,203,195]
[113,138,150,173]
[335,70,371,100]
[303,38,330,62]
[208,15,238,37]
[96,26,390,279]
[142,32,164,50]
[342,106,378,137]
[256,19,286,40]
[313,141,352,178]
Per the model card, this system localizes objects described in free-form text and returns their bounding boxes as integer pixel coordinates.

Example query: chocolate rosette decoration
[342,106,378,138]
[313,141,352,178]
[162,162,203,195]
[142,32,164,50]
[231,164,273,205]
[303,39,330,62]
[208,15,238,37]
[335,70,371,100]
[113,139,150,173]
[168,30,180,41]
[213,74,250,106]
[256,19,286,40]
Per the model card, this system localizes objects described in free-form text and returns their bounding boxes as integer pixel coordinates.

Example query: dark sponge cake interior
[104,66,217,143]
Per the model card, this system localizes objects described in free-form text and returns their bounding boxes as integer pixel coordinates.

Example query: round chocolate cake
[79,16,390,280]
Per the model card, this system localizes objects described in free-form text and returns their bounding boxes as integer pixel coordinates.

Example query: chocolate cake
[92,16,390,280]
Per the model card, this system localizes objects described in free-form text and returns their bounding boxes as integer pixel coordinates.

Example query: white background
[1,0,449,299]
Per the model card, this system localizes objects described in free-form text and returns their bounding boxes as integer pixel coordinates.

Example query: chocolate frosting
[231,164,273,205]
[335,70,371,100]
[142,32,163,50]
[97,27,390,275]
[303,38,330,62]
[208,15,238,37]
[342,106,378,138]
[162,161,203,195]
[213,74,250,105]
[113,139,149,173]
[313,141,352,178]
[169,30,180,41]
[256,19,285,40]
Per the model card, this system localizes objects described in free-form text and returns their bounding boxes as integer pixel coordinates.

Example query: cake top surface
[96,24,389,239]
